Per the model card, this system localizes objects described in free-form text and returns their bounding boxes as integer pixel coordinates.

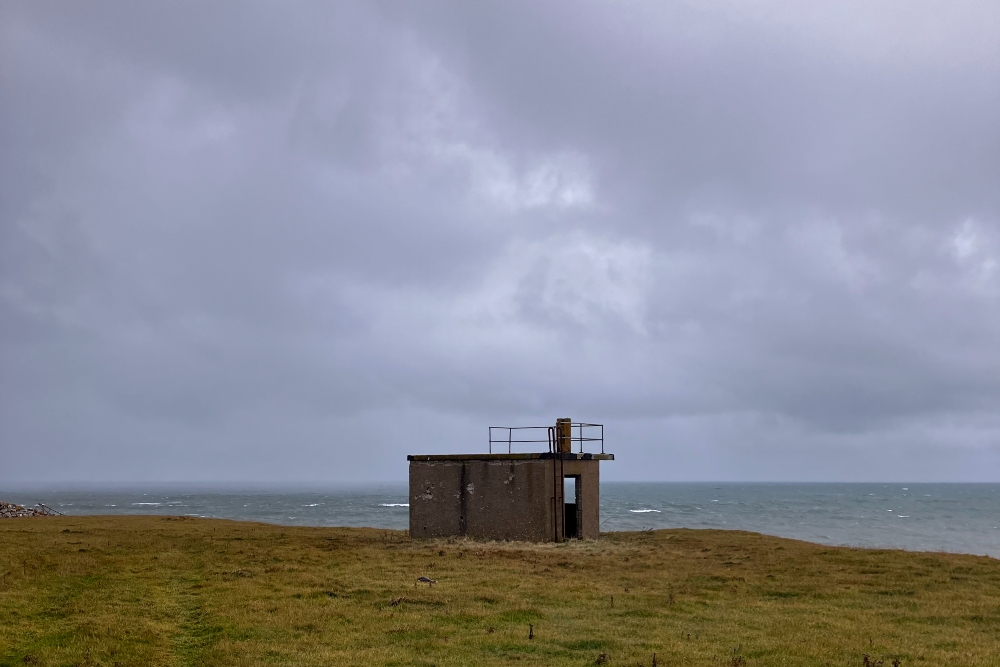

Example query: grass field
[1,516,999,666]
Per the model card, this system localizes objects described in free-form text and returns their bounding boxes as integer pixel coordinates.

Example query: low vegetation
[1,516,999,666]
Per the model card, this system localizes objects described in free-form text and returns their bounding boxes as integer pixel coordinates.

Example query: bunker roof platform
[407,452,614,461]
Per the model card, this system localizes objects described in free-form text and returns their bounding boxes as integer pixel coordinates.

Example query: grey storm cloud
[2,1,999,483]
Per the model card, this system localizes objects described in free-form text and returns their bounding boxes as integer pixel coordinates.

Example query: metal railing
[488,423,604,454]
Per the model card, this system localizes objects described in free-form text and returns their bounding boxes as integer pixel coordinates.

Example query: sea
[4,483,999,558]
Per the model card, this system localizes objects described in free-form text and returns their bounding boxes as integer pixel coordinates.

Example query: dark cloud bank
[2,1,999,483]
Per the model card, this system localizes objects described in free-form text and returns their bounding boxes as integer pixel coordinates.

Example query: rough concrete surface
[408,455,605,541]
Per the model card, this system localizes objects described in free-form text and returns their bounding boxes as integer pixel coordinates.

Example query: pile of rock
[0,501,62,518]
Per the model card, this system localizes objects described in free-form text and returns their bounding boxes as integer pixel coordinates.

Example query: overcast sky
[2,1,999,484]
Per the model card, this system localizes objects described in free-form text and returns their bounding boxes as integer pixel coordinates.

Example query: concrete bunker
[408,419,613,542]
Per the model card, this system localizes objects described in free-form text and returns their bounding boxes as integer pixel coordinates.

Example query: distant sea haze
[5,483,998,558]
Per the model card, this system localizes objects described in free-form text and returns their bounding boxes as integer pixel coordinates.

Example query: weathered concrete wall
[409,457,604,541]
[409,460,465,538]
[409,459,554,541]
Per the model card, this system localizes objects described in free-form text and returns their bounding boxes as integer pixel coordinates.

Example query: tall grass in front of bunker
[2,516,1000,666]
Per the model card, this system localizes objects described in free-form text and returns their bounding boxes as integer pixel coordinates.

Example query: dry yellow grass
[1,516,999,666]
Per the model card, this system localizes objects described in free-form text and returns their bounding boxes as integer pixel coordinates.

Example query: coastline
[3,481,998,558]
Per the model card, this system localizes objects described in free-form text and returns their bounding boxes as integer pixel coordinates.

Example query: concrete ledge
[407,452,614,461]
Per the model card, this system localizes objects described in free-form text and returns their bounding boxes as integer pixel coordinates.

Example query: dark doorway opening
[563,475,581,539]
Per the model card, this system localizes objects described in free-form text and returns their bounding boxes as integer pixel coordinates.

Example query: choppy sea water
[4,483,998,558]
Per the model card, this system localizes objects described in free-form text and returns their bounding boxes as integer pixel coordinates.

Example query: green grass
[1,516,999,666]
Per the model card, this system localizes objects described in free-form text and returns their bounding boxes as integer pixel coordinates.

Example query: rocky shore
[0,501,61,518]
